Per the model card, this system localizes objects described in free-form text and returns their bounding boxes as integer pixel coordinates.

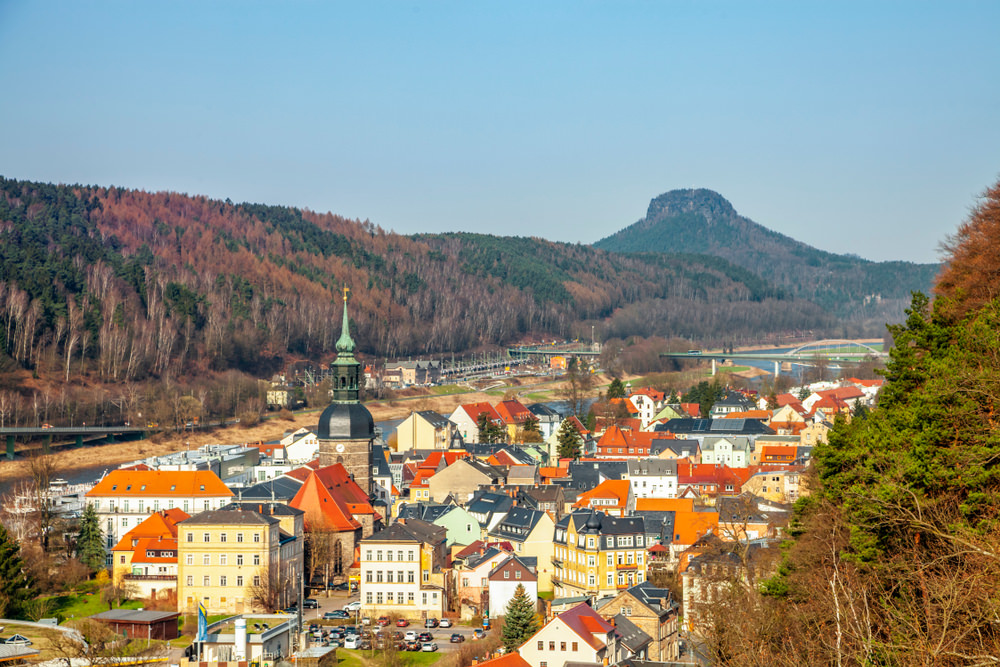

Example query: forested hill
[595,188,939,318]
[0,177,834,385]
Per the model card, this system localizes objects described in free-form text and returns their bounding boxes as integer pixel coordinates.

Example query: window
[119,555,125,564]
[187,575,193,585]
[387,571,394,583]
[220,575,227,586]
[504,571,510,579]
[203,576,210,586]
[636,535,644,546]
[607,553,614,566]
[398,570,404,582]
[516,570,521,580]
[423,571,429,583]
[587,537,594,548]
[387,550,393,561]
[237,533,244,543]
[186,554,194,565]
[408,592,414,604]
[237,554,243,566]
[203,555,211,565]
[607,573,613,586]
[253,533,260,543]
[220,555,227,566]
[203,532,210,543]
[572,642,578,651]
[366,592,373,604]
[253,575,260,586]
[387,592,394,603]
[588,555,596,567]
[366,571,373,583]
[606,537,614,547]
[408,571,415,583]
[561,643,566,651]
[398,550,404,561]
[422,592,427,605]
[588,574,595,586]
[366,550,372,561]
[377,571,384,583]
[537,641,543,650]
[220,533,227,543]
[377,551,383,561]
[253,554,260,566]
[237,576,243,586]
[549,642,555,651]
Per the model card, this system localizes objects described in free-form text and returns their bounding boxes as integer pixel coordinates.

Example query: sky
[1,1,998,263]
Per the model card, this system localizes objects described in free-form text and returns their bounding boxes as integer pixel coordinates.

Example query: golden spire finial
[342,285,350,302]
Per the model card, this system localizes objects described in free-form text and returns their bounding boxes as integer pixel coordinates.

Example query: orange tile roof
[564,415,590,436]
[573,479,630,510]
[760,445,797,459]
[88,470,232,498]
[289,469,363,532]
[539,466,570,480]
[635,498,695,513]
[630,387,665,401]
[112,509,189,551]
[556,602,614,650]
[409,469,435,488]
[820,386,865,400]
[845,377,883,388]
[671,510,720,545]
[495,400,532,424]
[130,537,179,564]
[680,403,701,418]
[471,653,531,667]
[420,451,468,469]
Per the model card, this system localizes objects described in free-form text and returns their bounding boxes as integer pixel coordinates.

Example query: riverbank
[0,371,628,486]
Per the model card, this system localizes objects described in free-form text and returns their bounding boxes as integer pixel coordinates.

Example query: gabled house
[466,490,515,533]
[487,506,556,592]
[709,391,755,418]
[495,399,534,442]
[625,459,678,499]
[700,436,752,468]
[488,554,539,618]
[395,410,456,452]
[454,546,513,619]
[449,402,504,443]
[111,508,189,600]
[428,458,504,503]
[360,518,449,618]
[519,602,622,667]
[572,479,634,516]
[527,403,563,440]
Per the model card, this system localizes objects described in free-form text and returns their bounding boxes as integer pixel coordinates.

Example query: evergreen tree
[501,583,539,652]
[476,412,504,444]
[556,419,582,460]
[0,524,36,619]
[76,503,106,572]
[606,378,626,399]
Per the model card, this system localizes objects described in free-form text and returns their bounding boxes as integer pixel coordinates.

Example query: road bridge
[0,425,148,460]
[660,339,887,377]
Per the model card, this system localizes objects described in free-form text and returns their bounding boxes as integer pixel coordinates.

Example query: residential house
[742,467,807,503]
[572,479,634,517]
[627,388,665,430]
[395,411,456,452]
[552,510,647,599]
[177,507,303,615]
[449,402,504,443]
[360,519,449,618]
[650,439,700,461]
[654,418,775,439]
[466,491,514,534]
[428,458,503,503]
[519,485,566,519]
[111,508,188,600]
[507,465,540,486]
[527,403,563,440]
[625,459,678,499]
[398,503,481,547]
[709,391,755,418]
[700,436,752,468]
[488,507,556,592]
[676,463,753,501]
[488,554,538,619]
[86,470,234,561]
[519,602,622,667]
[495,399,534,443]
[278,428,319,463]
[454,546,514,619]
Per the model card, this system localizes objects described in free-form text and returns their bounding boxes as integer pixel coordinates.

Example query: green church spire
[332,285,361,402]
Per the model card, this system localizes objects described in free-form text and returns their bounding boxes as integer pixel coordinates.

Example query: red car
[396,618,409,627]
[377,616,390,626]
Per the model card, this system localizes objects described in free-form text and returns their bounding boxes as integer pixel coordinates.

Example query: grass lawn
[44,592,143,621]
[429,385,472,396]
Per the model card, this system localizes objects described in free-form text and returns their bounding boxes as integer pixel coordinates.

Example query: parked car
[344,636,360,649]
[361,616,372,626]
[472,628,486,639]
[404,631,418,641]
[405,641,421,651]
[332,582,350,591]
[396,618,409,627]
[326,610,349,619]
[424,618,439,628]
[450,633,465,643]
[359,640,372,650]
[344,601,362,612]
[422,642,439,652]
[377,616,390,626]
[303,598,319,609]
[418,632,434,642]
[439,618,453,628]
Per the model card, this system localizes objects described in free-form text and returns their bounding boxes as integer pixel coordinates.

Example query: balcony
[124,574,177,582]
[616,563,638,570]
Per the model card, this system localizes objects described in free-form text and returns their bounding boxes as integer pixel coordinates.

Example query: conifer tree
[0,523,36,619]
[501,583,539,653]
[556,419,582,460]
[76,503,106,572]
[606,378,626,399]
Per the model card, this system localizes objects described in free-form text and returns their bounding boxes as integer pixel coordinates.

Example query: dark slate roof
[556,510,644,540]
[654,418,775,435]
[626,459,677,476]
[612,614,652,652]
[92,609,181,622]
[180,509,278,526]
[648,438,699,457]
[627,581,678,615]
[461,442,512,457]
[397,503,455,523]
[489,507,546,541]
[711,392,755,410]
[488,554,539,580]
[559,461,628,490]
[521,485,564,504]
[317,402,375,440]
[415,410,454,428]
[466,547,505,569]
[365,518,446,544]
[527,403,562,420]
[372,445,393,477]
[466,491,514,523]
[221,501,304,518]
[237,477,303,502]
[641,511,676,544]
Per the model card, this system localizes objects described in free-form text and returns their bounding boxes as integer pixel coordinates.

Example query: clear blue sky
[1,1,998,263]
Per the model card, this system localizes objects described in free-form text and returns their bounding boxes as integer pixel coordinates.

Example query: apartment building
[359,519,448,618]
[552,510,647,599]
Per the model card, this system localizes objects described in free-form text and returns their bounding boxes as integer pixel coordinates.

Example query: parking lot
[295,591,492,653]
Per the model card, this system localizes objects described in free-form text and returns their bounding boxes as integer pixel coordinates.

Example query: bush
[238,411,261,427]
[278,409,294,420]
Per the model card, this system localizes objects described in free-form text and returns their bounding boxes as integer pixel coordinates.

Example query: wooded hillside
[0,177,836,389]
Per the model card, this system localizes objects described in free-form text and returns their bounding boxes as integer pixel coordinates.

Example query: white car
[343,601,362,612]
[344,636,360,649]
[439,619,452,628]
[404,631,418,642]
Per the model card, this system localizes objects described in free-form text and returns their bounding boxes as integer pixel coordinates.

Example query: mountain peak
[645,188,736,226]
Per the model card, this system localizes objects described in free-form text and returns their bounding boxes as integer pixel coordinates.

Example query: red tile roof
[471,653,531,667]
[557,602,614,650]
[459,402,503,424]
[573,479,630,511]
[112,509,189,552]
[88,470,232,498]
[289,469,363,532]
[495,400,532,425]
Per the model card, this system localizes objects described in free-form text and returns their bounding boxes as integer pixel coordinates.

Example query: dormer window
[112,485,118,491]
[171,485,176,491]
[200,485,205,491]
[140,485,146,491]
[126,485,132,491]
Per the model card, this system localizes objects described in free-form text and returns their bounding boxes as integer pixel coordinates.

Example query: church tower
[317,287,375,494]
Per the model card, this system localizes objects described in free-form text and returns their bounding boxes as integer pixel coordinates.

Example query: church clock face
[336,443,346,453]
